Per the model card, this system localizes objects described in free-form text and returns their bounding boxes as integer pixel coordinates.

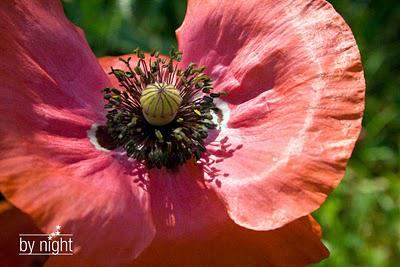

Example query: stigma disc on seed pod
[140,82,182,126]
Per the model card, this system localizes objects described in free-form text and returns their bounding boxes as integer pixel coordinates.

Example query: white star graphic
[56,225,61,230]
[48,236,53,240]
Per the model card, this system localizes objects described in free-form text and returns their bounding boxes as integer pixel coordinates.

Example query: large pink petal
[0,1,155,265]
[178,0,365,230]
[130,215,328,267]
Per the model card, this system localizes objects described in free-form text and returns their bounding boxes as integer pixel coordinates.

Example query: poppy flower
[0,0,365,266]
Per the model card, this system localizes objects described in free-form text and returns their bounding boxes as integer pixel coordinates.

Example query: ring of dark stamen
[100,48,225,169]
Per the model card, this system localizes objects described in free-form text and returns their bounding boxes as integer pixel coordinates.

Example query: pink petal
[0,1,155,265]
[130,215,328,267]
[178,0,365,230]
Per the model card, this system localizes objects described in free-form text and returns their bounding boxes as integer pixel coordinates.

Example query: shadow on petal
[0,202,48,267]
[200,135,243,187]
[147,162,229,241]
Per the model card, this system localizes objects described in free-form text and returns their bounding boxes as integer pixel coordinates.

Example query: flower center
[100,49,225,169]
[140,82,182,126]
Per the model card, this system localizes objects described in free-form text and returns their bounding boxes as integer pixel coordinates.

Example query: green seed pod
[140,82,182,126]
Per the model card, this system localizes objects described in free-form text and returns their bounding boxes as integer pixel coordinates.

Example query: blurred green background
[62,0,400,266]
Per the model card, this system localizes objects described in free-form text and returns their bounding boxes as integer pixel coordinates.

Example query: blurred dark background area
[53,0,400,266]
[63,0,186,56]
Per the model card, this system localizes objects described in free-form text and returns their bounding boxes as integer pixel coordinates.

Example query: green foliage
[62,0,400,266]
[62,0,186,56]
